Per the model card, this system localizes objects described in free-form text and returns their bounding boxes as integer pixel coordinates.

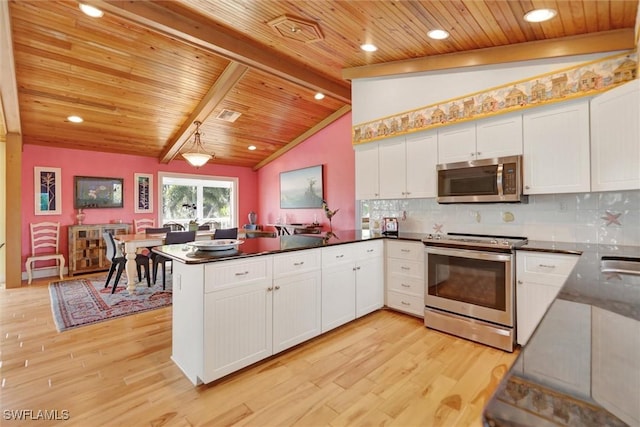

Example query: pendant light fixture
[182,121,214,168]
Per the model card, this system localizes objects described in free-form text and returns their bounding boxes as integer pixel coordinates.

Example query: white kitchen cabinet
[354,142,380,199]
[522,100,591,194]
[475,113,523,159]
[405,131,438,198]
[590,79,640,192]
[375,131,438,199]
[521,299,591,398]
[355,240,384,317]
[272,250,322,353]
[378,135,406,199]
[515,251,579,345]
[201,256,274,383]
[321,244,356,332]
[438,114,522,164]
[385,240,425,317]
[437,121,477,164]
[592,306,640,427]
[321,240,384,331]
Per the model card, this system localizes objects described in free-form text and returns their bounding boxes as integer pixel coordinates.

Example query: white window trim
[157,172,239,228]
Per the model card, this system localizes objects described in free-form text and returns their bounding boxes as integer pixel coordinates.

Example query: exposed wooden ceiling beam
[0,0,21,135]
[253,105,352,171]
[92,0,351,104]
[160,62,249,164]
[342,29,636,80]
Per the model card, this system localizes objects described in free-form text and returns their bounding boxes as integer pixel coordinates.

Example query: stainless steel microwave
[437,155,524,203]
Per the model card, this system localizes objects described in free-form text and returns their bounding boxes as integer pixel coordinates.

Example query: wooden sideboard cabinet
[68,223,131,276]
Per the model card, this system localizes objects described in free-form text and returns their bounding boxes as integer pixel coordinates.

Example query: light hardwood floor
[0,275,518,426]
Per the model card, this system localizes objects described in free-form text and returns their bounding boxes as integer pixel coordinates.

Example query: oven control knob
[435,234,442,240]
[490,238,498,245]
[501,240,509,246]
[426,234,433,240]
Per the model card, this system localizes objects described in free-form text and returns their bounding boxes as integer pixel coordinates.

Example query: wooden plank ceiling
[5,0,638,169]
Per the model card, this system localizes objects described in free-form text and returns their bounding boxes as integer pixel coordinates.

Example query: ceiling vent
[268,14,324,43]
[215,109,242,123]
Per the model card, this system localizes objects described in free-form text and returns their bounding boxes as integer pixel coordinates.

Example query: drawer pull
[336,254,344,259]
[294,261,305,266]
[267,287,273,292]
[235,271,250,276]
[401,301,411,306]
[538,264,556,269]
[401,266,411,270]
[517,280,523,284]
[401,283,410,288]
[367,249,374,253]
[401,249,411,252]
[275,285,280,290]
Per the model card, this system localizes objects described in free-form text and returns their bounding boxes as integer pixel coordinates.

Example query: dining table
[114,230,215,293]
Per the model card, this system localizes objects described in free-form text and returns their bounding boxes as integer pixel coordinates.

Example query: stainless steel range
[422,233,528,352]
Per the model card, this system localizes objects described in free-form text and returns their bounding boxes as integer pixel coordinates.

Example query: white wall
[352,51,626,125]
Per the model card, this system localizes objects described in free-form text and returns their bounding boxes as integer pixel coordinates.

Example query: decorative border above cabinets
[352,50,638,145]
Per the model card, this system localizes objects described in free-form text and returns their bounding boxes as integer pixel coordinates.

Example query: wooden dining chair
[134,218,155,234]
[152,230,196,289]
[214,227,238,239]
[102,232,151,293]
[25,222,65,284]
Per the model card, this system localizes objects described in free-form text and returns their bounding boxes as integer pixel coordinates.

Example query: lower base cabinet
[385,240,425,317]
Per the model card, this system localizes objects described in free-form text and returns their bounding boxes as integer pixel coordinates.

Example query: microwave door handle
[496,163,504,196]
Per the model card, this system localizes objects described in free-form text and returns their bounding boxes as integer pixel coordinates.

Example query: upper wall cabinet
[590,80,640,192]
[354,142,380,200]
[356,130,438,200]
[438,114,522,164]
[523,99,591,195]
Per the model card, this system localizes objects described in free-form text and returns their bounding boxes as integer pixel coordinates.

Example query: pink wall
[257,113,355,231]
[21,145,258,271]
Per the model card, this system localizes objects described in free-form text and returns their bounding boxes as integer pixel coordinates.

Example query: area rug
[49,275,172,332]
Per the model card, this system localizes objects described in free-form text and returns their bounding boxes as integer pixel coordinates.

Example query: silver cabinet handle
[401,266,410,270]
[275,285,280,290]
[538,264,556,269]
[401,249,411,252]
[356,266,361,270]
[294,261,304,266]
[235,271,249,276]
[267,287,273,291]
[352,267,357,271]
[401,283,410,288]
[477,152,481,156]
[336,254,344,258]
[525,185,530,189]
[470,153,475,157]
[517,280,523,285]
[401,301,410,306]
[366,249,374,253]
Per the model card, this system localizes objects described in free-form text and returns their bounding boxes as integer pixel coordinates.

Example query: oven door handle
[425,246,512,262]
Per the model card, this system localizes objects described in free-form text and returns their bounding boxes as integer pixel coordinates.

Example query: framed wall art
[280,165,324,209]
[34,166,62,215]
[134,173,153,213]
[74,176,124,209]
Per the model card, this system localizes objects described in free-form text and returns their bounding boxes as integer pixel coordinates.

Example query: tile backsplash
[361,190,640,246]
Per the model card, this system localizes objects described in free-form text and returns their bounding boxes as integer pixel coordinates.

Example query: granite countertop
[152,230,426,264]
[485,242,640,426]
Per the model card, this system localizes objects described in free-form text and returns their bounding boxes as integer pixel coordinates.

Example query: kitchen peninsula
[153,231,421,385]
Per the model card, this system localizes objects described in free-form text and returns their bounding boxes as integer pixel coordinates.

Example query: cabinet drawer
[387,275,424,297]
[386,291,424,317]
[387,258,424,280]
[273,249,321,278]
[322,244,355,268]
[354,240,383,260]
[205,257,271,292]
[517,252,578,286]
[386,240,424,261]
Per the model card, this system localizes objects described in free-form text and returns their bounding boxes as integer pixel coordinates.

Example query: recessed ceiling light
[78,3,104,18]
[67,115,84,123]
[427,29,449,40]
[524,8,557,23]
[314,92,325,100]
[360,44,378,52]
[248,145,257,151]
